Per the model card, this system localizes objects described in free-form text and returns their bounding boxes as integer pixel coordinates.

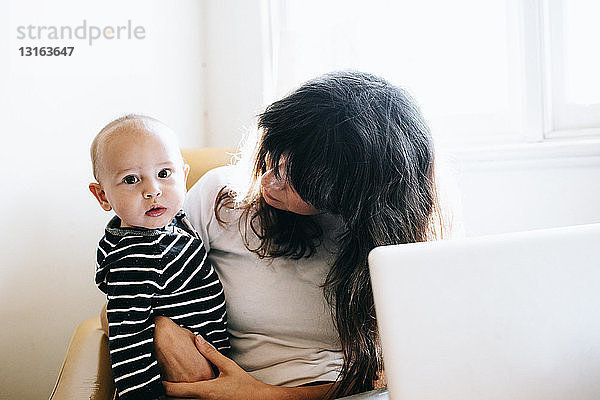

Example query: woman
[159,71,449,399]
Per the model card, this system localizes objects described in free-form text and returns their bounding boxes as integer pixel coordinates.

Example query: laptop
[369,223,600,400]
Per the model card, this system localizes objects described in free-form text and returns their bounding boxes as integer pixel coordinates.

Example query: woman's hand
[163,335,270,399]
[164,336,333,400]
[154,316,215,382]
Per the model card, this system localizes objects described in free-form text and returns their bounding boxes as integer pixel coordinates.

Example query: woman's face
[260,159,320,215]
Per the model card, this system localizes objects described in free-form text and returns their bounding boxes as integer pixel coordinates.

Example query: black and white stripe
[96,213,229,400]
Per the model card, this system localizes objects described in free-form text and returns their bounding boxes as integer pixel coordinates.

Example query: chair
[49,148,234,400]
[50,147,389,400]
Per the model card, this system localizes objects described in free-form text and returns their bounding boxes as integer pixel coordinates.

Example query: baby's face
[93,126,189,229]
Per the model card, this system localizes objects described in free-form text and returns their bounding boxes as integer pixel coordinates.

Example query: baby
[89,115,229,399]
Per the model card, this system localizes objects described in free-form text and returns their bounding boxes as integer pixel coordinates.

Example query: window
[545,0,600,137]
[265,0,600,148]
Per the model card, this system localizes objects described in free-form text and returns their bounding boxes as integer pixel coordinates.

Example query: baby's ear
[89,183,112,211]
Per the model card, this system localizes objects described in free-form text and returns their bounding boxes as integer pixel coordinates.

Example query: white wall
[202,0,269,148]
[448,143,600,236]
[1,1,600,399]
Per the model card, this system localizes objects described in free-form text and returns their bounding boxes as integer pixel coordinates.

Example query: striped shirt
[95,212,229,400]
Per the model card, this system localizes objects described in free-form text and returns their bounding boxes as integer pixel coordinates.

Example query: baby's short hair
[90,114,176,181]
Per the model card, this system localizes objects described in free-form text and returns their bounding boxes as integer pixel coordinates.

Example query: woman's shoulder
[183,166,234,242]
[185,166,232,208]
[190,165,232,194]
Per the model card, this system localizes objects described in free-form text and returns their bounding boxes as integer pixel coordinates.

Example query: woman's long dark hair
[217,71,444,397]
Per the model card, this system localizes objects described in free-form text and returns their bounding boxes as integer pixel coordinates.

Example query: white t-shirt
[183,166,343,387]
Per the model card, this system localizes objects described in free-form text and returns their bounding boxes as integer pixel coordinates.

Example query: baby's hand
[154,316,215,382]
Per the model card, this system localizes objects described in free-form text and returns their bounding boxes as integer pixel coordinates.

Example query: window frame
[542,0,600,139]
[265,0,600,149]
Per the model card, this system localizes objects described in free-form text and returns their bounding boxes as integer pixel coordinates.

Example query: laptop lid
[369,224,600,400]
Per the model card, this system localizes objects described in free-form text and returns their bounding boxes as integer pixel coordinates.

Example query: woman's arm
[154,316,215,382]
[163,335,334,400]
